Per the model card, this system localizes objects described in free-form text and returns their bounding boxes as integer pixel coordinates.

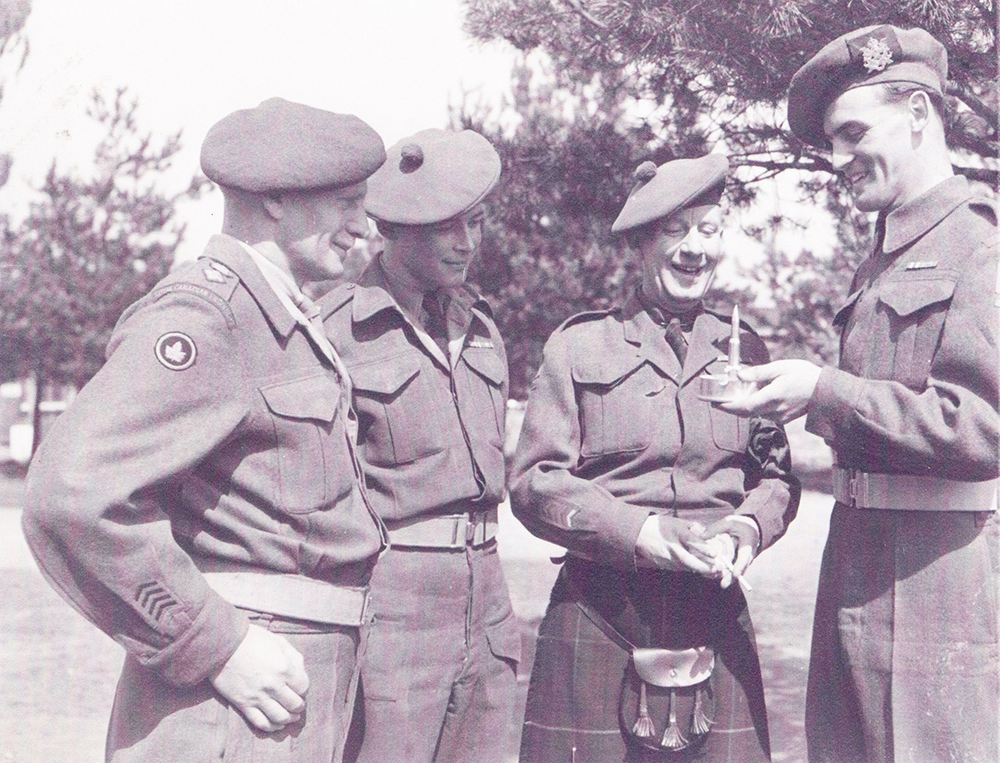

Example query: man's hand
[694,517,760,589]
[716,359,822,423]
[635,514,715,574]
[210,623,309,733]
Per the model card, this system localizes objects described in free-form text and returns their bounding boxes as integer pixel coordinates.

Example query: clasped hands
[635,513,758,590]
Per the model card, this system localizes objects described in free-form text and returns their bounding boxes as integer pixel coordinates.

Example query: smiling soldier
[510,154,800,762]
[719,25,1000,763]
[21,98,389,763]
[321,129,520,763]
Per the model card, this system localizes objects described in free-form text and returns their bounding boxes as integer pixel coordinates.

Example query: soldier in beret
[320,129,519,763]
[21,97,388,763]
[721,24,999,763]
[510,153,800,762]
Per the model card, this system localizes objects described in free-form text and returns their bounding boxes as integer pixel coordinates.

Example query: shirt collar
[235,240,313,327]
[882,175,972,254]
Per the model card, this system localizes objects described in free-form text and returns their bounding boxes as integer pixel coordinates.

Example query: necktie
[664,316,688,364]
[294,293,352,397]
[421,292,450,356]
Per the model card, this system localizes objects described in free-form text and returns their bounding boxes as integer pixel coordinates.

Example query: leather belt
[832,467,998,512]
[196,559,371,626]
[386,506,499,549]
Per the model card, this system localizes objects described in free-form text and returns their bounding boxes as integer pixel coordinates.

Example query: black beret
[611,154,728,234]
[200,97,386,193]
[365,129,501,225]
[788,25,948,148]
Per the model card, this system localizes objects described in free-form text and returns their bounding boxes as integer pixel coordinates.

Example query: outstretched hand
[210,623,310,733]
[715,359,822,424]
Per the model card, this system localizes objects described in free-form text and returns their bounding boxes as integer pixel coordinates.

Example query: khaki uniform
[322,258,520,763]
[510,294,800,762]
[22,236,386,762]
[804,176,1000,763]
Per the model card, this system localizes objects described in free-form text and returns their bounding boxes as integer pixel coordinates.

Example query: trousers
[107,611,361,763]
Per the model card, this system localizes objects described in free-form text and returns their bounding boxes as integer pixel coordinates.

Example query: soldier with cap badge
[510,153,800,762]
[719,24,1000,763]
[21,97,388,763]
[320,129,520,763]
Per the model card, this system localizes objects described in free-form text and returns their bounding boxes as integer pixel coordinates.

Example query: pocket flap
[463,348,505,385]
[572,356,644,386]
[485,613,522,666]
[632,646,714,688]
[879,274,956,317]
[349,354,421,395]
[260,374,340,422]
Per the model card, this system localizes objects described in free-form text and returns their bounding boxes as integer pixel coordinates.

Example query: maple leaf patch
[155,332,197,371]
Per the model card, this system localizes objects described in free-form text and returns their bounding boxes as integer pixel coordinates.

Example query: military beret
[788,25,948,148]
[365,128,501,225]
[200,97,386,193]
[611,154,728,234]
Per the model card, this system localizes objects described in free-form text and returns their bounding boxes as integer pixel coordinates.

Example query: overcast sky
[0,0,517,260]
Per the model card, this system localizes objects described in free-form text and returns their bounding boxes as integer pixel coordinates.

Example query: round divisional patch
[155,332,197,371]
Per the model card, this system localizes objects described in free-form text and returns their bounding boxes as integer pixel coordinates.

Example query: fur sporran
[619,646,716,753]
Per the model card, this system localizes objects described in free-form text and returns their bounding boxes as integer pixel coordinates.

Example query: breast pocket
[461,348,507,446]
[573,359,665,457]
[259,373,348,514]
[349,353,438,466]
[878,272,956,388]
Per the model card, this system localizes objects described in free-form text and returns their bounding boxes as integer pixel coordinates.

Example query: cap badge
[155,332,197,371]
[861,37,893,72]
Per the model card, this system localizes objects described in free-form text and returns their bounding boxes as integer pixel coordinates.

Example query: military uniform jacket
[22,235,386,687]
[807,174,999,482]
[320,259,508,520]
[509,293,799,571]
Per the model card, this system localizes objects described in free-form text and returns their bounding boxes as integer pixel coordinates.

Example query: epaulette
[318,281,356,319]
[558,307,618,332]
[148,257,239,328]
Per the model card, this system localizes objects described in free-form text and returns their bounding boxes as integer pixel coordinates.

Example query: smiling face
[274,181,369,284]
[388,204,486,293]
[634,204,723,312]
[822,85,924,213]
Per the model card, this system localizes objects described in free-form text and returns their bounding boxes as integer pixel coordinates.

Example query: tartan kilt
[520,560,771,763]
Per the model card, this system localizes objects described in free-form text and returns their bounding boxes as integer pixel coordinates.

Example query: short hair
[879,82,947,121]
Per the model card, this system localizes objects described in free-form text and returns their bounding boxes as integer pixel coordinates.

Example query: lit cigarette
[719,555,753,592]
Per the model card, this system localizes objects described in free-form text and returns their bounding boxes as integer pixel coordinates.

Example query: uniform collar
[352,255,485,334]
[206,235,298,338]
[621,291,728,385]
[881,175,972,254]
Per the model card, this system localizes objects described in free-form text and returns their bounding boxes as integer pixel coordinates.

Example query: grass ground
[1,474,831,763]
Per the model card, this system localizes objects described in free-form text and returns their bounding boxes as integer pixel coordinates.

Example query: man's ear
[908,90,931,133]
[261,193,284,221]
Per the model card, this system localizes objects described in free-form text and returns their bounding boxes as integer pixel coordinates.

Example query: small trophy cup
[697,304,757,403]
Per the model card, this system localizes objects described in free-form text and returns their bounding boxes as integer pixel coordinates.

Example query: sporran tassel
[691,684,712,735]
[632,680,655,738]
[660,688,686,749]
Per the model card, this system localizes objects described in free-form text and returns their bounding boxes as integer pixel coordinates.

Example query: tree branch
[947,81,999,126]
[955,165,999,187]
[562,0,608,30]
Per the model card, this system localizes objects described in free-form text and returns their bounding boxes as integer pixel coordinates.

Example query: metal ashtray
[696,373,757,403]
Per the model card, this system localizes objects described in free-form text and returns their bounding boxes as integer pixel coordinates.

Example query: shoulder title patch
[155,332,197,371]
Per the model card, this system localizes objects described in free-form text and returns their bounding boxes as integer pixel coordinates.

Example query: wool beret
[200,97,386,193]
[788,25,948,148]
[365,129,501,225]
[611,154,728,234]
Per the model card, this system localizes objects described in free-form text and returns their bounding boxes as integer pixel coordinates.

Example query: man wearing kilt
[511,153,801,762]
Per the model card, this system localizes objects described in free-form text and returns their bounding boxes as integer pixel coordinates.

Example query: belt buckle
[465,513,476,546]
[845,468,860,507]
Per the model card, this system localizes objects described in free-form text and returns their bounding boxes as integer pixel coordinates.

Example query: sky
[0,0,518,261]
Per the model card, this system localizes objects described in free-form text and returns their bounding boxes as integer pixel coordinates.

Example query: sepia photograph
[0,1,996,762]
